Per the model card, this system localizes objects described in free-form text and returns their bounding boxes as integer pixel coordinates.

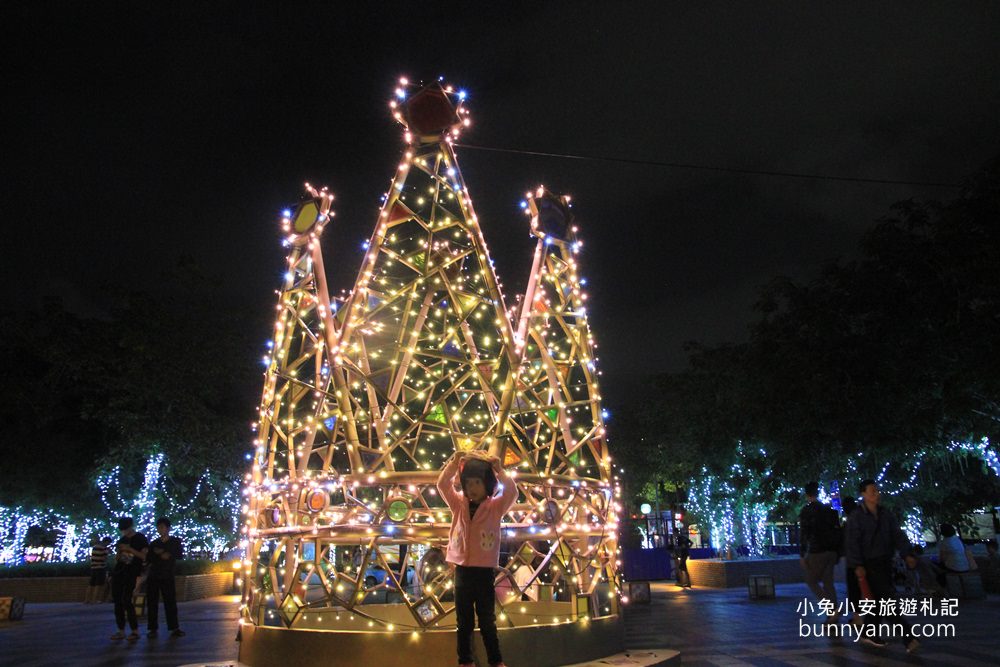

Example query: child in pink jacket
[437,450,518,667]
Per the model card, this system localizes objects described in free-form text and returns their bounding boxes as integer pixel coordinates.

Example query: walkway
[0,596,240,667]
[1,583,997,665]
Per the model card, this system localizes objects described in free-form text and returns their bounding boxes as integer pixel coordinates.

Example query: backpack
[813,504,843,553]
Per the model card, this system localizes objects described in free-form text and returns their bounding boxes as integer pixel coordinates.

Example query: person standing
[437,450,518,667]
[146,516,185,637]
[844,479,919,653]
[110,517,148,641]
[798,482,840,612]
[839,496,861,625]
[100,536,114,602]
[84,534,109,604]
[985,540,1000,592]
[674,527,693,588]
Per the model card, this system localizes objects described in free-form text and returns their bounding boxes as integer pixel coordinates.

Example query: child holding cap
[436,450,518,667]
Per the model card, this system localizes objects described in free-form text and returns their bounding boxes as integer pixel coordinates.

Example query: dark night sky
[4,2,999,406]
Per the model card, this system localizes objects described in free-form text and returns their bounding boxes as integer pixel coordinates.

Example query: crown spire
[389,77,471,144]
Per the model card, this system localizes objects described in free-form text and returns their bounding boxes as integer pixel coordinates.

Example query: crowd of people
[800,479,999,655]
[86,516,185,641]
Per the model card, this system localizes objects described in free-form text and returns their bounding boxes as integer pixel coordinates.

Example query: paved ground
[0,596,240,667]
[1,583,997,666]
[625,582,1000,666]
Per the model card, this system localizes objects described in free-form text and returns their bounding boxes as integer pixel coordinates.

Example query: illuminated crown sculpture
[239,79,621,666]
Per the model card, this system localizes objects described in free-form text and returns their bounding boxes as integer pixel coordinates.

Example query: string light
[1,453,239,564]
[684,438,999,554]
[239,78,624,637]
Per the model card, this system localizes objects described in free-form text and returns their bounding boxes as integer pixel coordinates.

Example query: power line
[455,143,962,189]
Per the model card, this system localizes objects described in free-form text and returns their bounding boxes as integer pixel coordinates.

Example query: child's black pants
[455,565,502,664]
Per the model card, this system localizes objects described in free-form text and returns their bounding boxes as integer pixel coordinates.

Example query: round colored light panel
[387,499,409,522]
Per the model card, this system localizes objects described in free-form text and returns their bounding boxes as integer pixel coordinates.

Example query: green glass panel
[387,500,409,522]
[428,403,447,424]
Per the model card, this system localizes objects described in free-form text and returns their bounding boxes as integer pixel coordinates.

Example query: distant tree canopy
[4,160,999,537]
[0,261,265,518]
[618,156,1000,530]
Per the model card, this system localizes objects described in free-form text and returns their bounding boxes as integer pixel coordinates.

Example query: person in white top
[937,523,970,572]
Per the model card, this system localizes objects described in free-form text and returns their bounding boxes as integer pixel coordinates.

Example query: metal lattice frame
[241,82,620,634]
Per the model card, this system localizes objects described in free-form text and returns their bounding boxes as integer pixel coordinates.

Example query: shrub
[0,559,234,578]
[0,562,91,578]
[174,559,235,576]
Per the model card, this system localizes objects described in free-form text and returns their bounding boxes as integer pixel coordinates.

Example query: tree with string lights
[621,156,1000,550]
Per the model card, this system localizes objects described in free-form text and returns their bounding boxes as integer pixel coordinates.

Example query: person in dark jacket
[674,528,692,588]
[844,479,919,653]
[146,517,185,638]
[110,517,148,641]
[840,496,861,625]
[799,482,839,610]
